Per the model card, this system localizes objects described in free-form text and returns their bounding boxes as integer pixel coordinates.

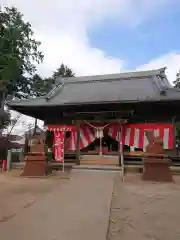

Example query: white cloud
[1,0,178,77]
[137,52,180,84]
[36,33,124,77]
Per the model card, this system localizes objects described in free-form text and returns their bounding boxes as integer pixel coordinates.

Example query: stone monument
[142,130,173,182]
[21,132,52,177]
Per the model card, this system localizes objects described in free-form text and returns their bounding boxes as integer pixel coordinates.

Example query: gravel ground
[0,171,114,240]
[107,173,180,240]
[1,170,180,240]
[0,171,68,223]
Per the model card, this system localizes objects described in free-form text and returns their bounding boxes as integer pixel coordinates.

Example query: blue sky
[2,0,180,83]
[89,4,180,70]
[2,0,180,81]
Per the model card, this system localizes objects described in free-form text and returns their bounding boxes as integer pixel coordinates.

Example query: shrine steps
[72,165,122,172]
[73,165,180,174]
[80,155,119,165]
[73,155,120,172]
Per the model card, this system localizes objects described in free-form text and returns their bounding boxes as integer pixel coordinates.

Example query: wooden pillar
[76,121,80,165]
[172,116,177,155]
[120,124,125,181]
[118,125,121,167]
[6,150,12,171]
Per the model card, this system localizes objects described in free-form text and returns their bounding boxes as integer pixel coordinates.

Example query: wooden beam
[76,121,80,165]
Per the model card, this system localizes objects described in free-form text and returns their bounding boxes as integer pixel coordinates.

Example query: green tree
[30,64,75,97]
[52,63,75,80]
[0,6,43,98]
[0,108,10,129]
[173,71,180,89]
[0,6,43,131]
[29,74,53,97]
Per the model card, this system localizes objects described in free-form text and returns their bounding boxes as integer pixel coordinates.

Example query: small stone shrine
[21,132,52,177]
[142,131,173,182]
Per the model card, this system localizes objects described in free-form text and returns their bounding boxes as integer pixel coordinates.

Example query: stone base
[142,158,173,182]
[21,155,52,177]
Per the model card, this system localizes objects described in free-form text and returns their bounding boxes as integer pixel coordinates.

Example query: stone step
[73,164,121,172]
[124,165,180,175]
[80,155,118,159]
[80,155,118,165]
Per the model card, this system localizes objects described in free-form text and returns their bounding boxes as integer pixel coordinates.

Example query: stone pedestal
[142,131,173,182]
[142,154,173,182]
[21,153,51,177]
[21,133,52,177]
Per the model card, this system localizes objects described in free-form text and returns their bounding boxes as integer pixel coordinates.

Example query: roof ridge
[42,68,167,101]
[55,68,166,82]
[55,68,166,84]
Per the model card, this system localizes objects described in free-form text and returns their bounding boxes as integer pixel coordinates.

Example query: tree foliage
[0,6,43,98]
[30,64,75,97]
[0,6,75,132]
[173,71,180,88]
[29,74,53,97]
[0,6,75,99]
[52,63,75,80]
[0,108,10,129]
[30,63,75,134]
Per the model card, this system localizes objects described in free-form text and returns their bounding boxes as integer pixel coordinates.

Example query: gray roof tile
[7,68,180,110]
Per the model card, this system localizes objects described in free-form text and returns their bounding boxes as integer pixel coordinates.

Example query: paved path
[0,171,115,240]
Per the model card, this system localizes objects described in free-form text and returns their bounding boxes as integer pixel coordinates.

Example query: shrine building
[7,68,180,166]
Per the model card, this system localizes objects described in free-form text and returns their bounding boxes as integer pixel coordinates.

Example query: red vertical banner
[54,131,65,162]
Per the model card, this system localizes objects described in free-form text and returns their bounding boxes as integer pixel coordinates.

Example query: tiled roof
[7,68,180,111]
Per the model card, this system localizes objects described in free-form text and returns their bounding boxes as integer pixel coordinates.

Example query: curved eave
[6,98,180,121]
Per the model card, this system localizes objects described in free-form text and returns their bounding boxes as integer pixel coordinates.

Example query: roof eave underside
[7,97,180,111]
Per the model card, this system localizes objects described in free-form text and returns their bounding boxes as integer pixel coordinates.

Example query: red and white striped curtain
[108,123,174,150]
[48,123,174,157]
[68,125,96,151]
